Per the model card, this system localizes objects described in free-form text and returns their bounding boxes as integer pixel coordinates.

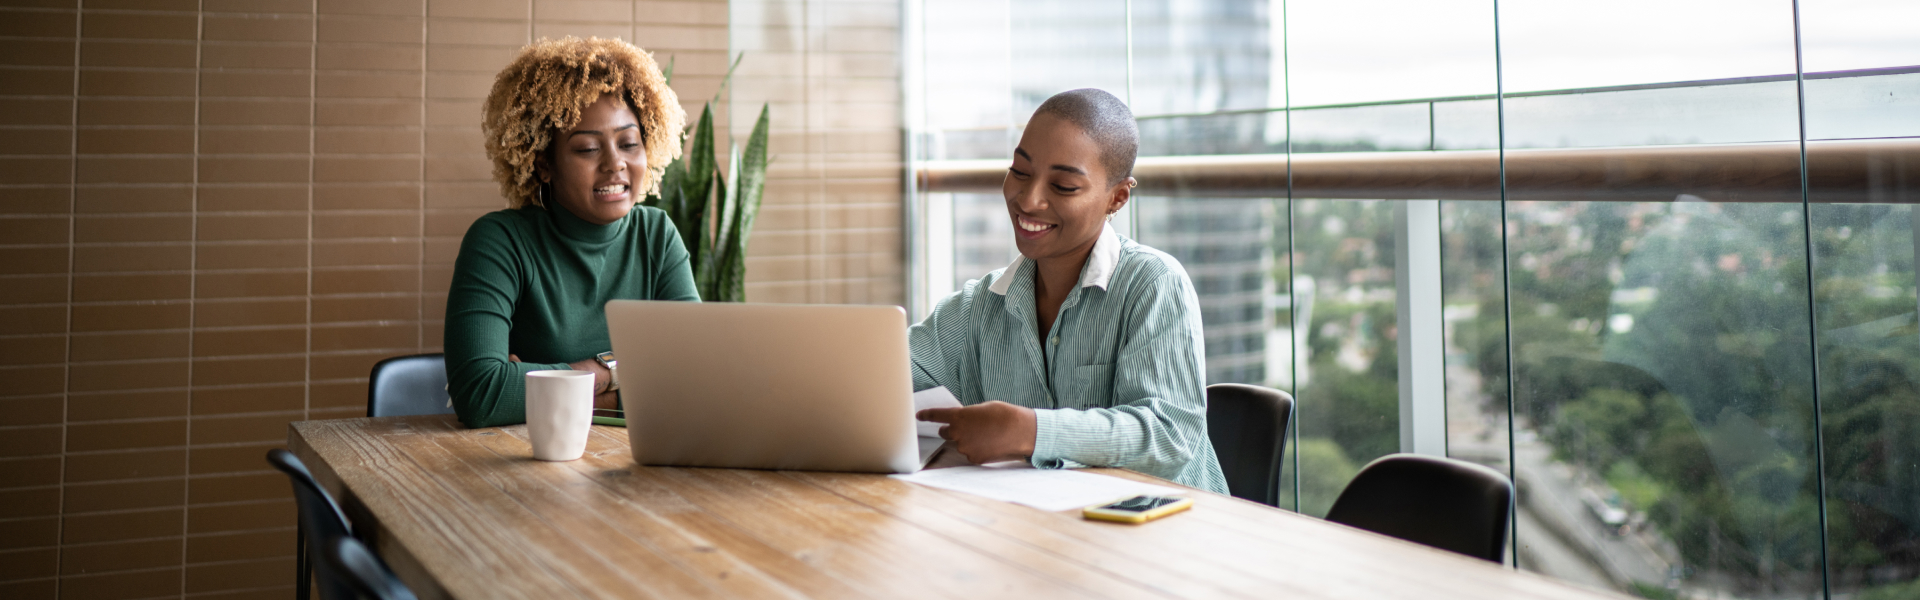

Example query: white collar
[988,222,1121,296]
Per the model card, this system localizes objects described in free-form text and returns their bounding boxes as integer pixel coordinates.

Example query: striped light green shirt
[910,224,1228,493]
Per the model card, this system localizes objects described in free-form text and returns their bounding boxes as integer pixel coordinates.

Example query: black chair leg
[296,520,310,600]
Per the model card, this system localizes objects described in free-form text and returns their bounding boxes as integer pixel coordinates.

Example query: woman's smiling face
[540,93,647,225]
[1002,113,1130,262]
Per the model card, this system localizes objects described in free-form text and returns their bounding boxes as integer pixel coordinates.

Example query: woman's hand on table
[510,354,619,410]
[916,401,1037,465]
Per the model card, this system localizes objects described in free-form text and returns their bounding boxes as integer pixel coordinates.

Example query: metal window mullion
[1394,200,1447,457]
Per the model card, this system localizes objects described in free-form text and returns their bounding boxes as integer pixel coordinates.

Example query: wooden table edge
[291,416,1635,600]
[290,420,456,600]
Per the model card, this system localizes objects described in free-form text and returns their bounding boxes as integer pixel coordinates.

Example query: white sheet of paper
[911,386,962,438]
[892,465,1185,511]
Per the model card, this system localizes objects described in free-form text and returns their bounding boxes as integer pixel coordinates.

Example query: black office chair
[323,536,418,600]
[267,449,357,600]
[1204,383,1294,506]
[1323,453,1513,563]
[367,353,454,418]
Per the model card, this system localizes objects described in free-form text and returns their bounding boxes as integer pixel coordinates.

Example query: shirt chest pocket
[1064,364,1114,410]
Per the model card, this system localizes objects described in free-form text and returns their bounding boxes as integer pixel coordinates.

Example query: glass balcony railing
[907,55,1920,600]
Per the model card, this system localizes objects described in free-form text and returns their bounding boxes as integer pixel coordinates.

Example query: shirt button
[1050,336,1059,345]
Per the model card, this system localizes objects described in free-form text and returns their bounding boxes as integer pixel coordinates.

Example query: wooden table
[289,415,1626,599]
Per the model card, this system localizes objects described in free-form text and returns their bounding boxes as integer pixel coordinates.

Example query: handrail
[915,138,1918,203]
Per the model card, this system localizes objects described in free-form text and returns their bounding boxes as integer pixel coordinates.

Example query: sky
[910,0,1920,126]
[1284,0,1920,107]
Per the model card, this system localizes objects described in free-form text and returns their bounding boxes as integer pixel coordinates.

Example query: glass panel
[1135,196,1296,510]
[1442,199,1512,483]
[908,0,1920,594]
[1135,198,1283,386]
[1804,71,1920,141]
[920,0,1013,161]
[1798,0,1920,74]
[1137,111,1284,157]
[1008,0,1128,125]
[1501,1,1819,596]
[1432,98,1500,151]
[1284,0,1496,107]
[1508,201,1823,598]
[1128,0,1289,508]
[1286,0,1501,518]
[932,0,1130,298]
[1802,2,1920,597]
[950,192,1016,293]
[1501,82,1801,149]
[1128,0,1274,116]
[1287,198,1402,516]
[1290,103,1431,153]
[1495,0,1798,93]
[1807,202,1920,599]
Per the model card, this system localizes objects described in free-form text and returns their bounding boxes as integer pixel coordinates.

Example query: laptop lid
[605,301,921,474]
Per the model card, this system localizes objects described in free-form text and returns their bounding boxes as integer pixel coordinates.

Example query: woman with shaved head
[913,89,1227,493]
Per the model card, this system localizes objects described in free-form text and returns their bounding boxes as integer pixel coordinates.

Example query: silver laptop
[605,301,923,474]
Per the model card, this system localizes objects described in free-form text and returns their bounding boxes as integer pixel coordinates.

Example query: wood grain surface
[289,415,1629,600]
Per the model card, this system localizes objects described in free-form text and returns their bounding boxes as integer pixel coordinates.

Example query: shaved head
[1031,88,1137,187]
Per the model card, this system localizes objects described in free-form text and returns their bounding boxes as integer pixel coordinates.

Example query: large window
[904,0,1920,598]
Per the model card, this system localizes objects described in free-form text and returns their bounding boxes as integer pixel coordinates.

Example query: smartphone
[1082,495,1194,524]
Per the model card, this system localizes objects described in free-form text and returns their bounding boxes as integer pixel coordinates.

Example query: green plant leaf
[680,103,717,289]
[650,52,767,303]
[736,104,771,238]
[653,154,686,223]
[662,55,674,86]
[720,104,772,302]
[702,165,731,300]
[702,51,748,300]
[659,159,689,256]
[714,141,742,270]
[711,53,744,106]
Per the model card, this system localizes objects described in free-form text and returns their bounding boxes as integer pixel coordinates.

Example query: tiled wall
[0,0,900,598]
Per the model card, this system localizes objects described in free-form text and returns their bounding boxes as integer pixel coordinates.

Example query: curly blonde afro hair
[483,37,685,209]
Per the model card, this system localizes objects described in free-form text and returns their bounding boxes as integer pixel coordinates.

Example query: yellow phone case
[1082,496,1194,524]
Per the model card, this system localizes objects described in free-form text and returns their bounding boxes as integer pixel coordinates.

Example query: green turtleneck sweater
[444,203,698,428]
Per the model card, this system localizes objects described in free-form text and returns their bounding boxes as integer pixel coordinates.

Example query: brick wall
[0,0,892,598]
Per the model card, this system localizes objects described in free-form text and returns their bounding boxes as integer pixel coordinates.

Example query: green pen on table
[591,408,626,427]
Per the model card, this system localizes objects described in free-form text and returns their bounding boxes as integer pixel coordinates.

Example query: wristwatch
[594,351,619,392]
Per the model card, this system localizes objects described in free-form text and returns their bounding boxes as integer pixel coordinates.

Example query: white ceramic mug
[525,370,594,461]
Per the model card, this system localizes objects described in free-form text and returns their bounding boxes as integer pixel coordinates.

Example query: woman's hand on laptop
[916,401,1037,465]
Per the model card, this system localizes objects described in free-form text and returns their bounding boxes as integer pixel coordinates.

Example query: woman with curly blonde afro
[445,37,696,429]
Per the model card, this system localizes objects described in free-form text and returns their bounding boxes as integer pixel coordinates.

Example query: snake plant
[647,55,771,303]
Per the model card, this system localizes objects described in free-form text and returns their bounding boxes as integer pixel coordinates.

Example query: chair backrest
[367,353,453,418]
[1205,383,1294,506]
[1323,453,1513,563]
[266,449,359,600]
[323,536,418,600]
